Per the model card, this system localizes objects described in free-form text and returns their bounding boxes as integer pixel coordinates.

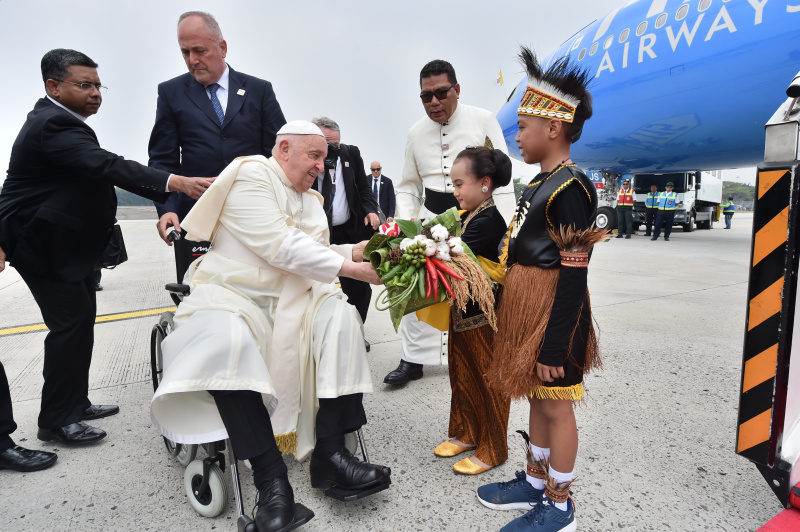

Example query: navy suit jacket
[372,174,395,219]
[148,65,286,219]
[0,98,170,282]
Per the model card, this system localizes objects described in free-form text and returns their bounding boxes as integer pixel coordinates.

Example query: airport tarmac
[0,208,783,531]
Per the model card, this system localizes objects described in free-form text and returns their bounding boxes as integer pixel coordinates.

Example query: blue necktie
[373,178,379,198]
[208,83,224,125]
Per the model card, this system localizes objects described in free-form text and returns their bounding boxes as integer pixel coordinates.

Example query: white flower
[413,234,427,242]
[430,224,449,242]
[423,238,437,256]
[450,243,464,255]
[399,238,414,251]
[436,241,452,261]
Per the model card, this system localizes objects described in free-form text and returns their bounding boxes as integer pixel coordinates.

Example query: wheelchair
[149,232,378,531]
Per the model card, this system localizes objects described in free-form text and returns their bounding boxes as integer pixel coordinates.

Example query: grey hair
[41,49,97,85]
[178,11,224,40]
[311,117,340,132]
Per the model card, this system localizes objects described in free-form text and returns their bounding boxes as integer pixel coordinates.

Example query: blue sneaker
[499,497,576,532]
[476,470,545,511]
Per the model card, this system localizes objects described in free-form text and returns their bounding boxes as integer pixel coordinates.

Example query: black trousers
[331,223,372,324]
[16,269,95,430]
[617,207,633,235]
[0,362,17,452]
[654,212,675,238]
[645,209,657,234]
[211,390,366,478]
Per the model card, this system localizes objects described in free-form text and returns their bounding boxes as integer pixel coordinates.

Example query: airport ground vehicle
[592,171,721,232]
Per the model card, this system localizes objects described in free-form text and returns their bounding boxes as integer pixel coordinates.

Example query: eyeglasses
[370,167,381,172]
[420,83,456,103]
[54,80,107,94]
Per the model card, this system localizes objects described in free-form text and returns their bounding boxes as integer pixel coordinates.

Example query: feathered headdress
[516,46,591,125]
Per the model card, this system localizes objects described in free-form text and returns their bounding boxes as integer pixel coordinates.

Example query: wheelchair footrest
[237,503,314,532]
[165,283,190,294]
[324,477,391,502]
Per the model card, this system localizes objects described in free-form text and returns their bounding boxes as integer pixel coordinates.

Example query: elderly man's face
[178,15,227,86]
[279,135,327,193]
[421,73,460,123]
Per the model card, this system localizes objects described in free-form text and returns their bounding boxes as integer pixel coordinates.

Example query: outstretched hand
[352,240,369,262]
[169,175,216,200]
[157,212,181,245]
[536,362,565,383]
[363,212,379,230]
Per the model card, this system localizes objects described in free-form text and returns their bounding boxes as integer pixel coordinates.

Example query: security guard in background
[722,196,735,229]
[644,184,659,236]
[652,182,679,241]
[616,178,634,239]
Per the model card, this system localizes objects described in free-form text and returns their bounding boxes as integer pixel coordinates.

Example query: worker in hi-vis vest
[722,196,735,229]
[652,182,679,241]
[644,184,659,237]
[616,178,634,239]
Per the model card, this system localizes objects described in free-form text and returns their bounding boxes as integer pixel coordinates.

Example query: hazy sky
[0,0,755,186]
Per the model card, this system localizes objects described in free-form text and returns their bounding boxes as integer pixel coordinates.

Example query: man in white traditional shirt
[385,59,516,385]
[150,121,391,532]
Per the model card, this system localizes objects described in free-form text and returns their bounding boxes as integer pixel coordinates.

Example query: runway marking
[0,305,177,337]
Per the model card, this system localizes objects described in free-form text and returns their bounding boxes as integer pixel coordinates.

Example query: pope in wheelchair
[150,121,391,532]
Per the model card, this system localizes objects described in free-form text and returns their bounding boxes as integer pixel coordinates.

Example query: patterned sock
[526,443,550,490]
[548,465,573,511]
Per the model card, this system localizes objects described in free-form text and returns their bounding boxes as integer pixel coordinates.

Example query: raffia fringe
[531,383,585,401]
[274,431,298,456]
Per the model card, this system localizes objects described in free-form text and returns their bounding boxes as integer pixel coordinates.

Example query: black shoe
[665,237,670,241]
[365,340,371,352]
[651,237,658,241]
[310,448,391,490]
[383,360,423,384]
[37,422,106,445]
[625,235,631,239]
[645,233,651,236]
[0,445,57,472]
[82,404,119,421]
[94,283,103,291]
[615,234,623,238]
[254,476,296,532]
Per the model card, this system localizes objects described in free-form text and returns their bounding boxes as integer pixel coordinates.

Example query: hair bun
[492,150,512,188]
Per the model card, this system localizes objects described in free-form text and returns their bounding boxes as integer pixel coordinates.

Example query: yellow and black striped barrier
[737,164,798,507]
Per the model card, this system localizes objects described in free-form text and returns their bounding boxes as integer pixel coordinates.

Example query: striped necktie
[207,83,224,125]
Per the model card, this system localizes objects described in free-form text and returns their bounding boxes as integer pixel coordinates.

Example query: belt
[424,188,460,214]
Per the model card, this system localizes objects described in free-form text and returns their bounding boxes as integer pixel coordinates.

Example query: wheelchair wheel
[184,459,229,517]
[150,313,180,456]
[176,443,198,467]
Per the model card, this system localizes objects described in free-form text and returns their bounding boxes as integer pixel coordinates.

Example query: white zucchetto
[277,120,325,137]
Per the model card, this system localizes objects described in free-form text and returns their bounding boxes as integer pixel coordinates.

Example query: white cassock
[150,155,373,461]
[395,103,515,366]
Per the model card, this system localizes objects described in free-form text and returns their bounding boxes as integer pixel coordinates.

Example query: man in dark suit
[149,11,286,243]
[0,49,211,462]
[311,118,379,335]
[368,161,396,222]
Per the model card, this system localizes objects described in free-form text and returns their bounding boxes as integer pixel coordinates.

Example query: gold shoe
[453,457,492,475]
[434,440,474,457]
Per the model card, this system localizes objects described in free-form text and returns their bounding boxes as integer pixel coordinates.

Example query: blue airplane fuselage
[497,0,800,173]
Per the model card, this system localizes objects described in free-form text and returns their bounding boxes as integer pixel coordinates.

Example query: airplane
[495,0,800,526]
[497,0,800,174]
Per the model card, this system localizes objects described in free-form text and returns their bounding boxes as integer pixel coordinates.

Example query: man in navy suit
[149,11,286,242]
[368,161,395,222]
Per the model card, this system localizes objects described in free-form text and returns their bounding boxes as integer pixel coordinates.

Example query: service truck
[592,171,722,232]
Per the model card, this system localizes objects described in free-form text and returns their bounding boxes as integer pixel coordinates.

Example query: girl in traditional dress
[433,145,512,475]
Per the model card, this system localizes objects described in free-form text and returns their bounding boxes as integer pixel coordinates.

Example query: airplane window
[699,0,712,12]
[636,21,648,36]
[619,28,630,43]
[655,13,668,28]
[589,42,599,56]
[578,48,587,60]
[676,4,689,20]
[604,36,614,49]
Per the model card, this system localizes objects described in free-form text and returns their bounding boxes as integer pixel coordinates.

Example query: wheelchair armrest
[165,283,191,295]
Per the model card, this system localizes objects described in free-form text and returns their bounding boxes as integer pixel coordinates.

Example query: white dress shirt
[316,157,350,226]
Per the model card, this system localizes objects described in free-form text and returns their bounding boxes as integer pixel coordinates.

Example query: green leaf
[396,219,420,238]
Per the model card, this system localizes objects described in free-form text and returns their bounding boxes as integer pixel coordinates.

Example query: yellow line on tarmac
[0,306,177,337]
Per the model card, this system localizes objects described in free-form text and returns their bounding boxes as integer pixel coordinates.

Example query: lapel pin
[237,89,245,96]
[345,161,350,167]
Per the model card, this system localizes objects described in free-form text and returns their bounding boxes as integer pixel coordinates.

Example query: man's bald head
[370,161,382,178]
[272,134,327,193]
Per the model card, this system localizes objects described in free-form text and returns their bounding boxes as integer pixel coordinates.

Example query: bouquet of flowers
[364,207,497,331]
